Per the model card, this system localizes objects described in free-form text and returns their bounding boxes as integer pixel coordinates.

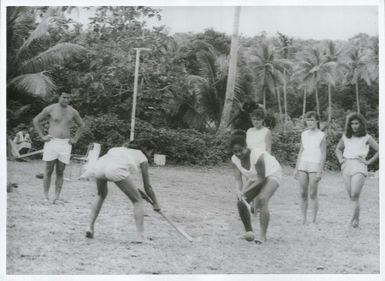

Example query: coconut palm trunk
[276,86,283,124]
[218,6,241,132]
[302,88,307,116]
[355,82,360,113]
[327,83,332,123]
[263,87,266,109]
[283,69,288,129]
[315,87,320,116]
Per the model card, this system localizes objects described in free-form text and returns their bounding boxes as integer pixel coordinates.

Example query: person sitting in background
[13,124,32,155]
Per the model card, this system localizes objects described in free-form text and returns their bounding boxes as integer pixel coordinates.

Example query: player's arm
[140,161,160,211]
[366,135,379,165]
[335,137,345,164]
[317,135,327,179]
[265,129,272,154]
[232,163,244,200]
[33,106,52,141]
[294,143,304,178]
[70,109,85,144]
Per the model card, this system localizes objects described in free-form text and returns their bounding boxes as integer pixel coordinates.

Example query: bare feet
[351,219,359,228]
[86,229,94,238]
[42,198,51,205]
[53,199,65,205]
[242,231,255,242]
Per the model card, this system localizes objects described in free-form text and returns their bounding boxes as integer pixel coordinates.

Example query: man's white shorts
[43,138,72,164]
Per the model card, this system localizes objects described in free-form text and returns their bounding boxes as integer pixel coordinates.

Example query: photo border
[1,0,383,280]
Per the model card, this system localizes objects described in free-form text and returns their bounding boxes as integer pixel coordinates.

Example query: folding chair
[66,143,101,181]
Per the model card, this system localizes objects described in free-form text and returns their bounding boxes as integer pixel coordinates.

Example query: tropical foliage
[7,6,379,169]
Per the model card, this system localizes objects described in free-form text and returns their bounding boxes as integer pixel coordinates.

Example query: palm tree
[295,46,335,117]
[167,49,237,130]
[341,46,373,113]
[7,7,86,98]
[323,41,340,124]
[218,6,241,132]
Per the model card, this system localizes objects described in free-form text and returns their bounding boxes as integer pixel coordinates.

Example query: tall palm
[295,46,333,117]
[168,50,237,130]
[218,6,241,132]
[277,32,294,127]
[7,7,86,98]
[323,41,340,123]
[341,46,373,113]
[252,42,287,111]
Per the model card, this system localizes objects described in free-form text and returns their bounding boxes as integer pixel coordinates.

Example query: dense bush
[23,112,378,170]
[76,115,232,165]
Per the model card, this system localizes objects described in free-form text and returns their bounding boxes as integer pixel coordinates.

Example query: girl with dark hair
[228,101,259,131]
[246,108,272,153]
[230,131,282,243]
[335,113,379,228]
[86,139,160,242]
[294,111,326,224]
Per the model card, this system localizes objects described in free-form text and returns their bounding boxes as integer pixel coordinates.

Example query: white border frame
[1,0,383,281]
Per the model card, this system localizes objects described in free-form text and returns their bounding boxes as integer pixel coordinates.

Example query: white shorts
[42,138,72,164]
[298,160,321,173]
[93,157,131,182]
[342,159,368,177]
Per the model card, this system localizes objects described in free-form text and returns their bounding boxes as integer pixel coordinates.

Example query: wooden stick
[16,149,43,159]
[138,189,193,242]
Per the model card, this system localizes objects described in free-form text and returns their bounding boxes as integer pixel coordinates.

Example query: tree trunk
[283,69,288,131]
[276,86,283,125]
[355,82,360,113]
[263,87,267,109]
[218,6,241,133]
[328,82,332,124]
[315,87,320,117]
[302,88,306,116]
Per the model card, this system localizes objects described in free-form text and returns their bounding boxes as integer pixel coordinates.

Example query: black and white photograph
[1,0,383,279]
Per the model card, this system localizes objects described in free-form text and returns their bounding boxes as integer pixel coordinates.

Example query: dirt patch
[6,160,379,274]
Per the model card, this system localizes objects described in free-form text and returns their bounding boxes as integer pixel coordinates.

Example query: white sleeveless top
[246,127,269,151]
[299,129,325,164]
[343,134,370,159]
[231,148,281,180]
[96,147,148,173]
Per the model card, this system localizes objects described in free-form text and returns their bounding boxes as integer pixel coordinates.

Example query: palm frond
[21,42,87,73]
[8,72,56,97]
[17,16,53,56]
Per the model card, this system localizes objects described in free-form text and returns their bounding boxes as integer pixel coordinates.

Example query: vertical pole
[130,48,141,141]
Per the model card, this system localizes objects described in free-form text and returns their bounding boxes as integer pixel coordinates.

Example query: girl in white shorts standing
[231,131,282,243]
[86,140,160,243]
[294,111,326,225]
[335,113,378,228]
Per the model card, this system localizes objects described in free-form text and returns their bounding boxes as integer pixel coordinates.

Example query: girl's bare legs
[87,178,108,237]
[115,177,145,242]
[255,178,279,242]
[308,173,320,224]
[298,171,309,224]
[349,174,366,228]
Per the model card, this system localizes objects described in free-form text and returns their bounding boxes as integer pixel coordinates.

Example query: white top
[231,148,281,180]
[343,134,370,159]
[299,129,325,164]
[98,147,148,173]
[246,127,269,151]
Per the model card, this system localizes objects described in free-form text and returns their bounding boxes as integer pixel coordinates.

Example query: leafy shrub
[77,115,231,165]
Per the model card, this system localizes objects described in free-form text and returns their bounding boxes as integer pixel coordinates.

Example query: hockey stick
[16,149,43,159]
[138,189,193,242]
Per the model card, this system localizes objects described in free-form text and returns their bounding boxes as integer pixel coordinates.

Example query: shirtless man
[33,92,85,204]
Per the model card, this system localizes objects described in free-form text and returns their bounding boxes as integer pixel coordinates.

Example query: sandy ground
[6,160,379,274]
